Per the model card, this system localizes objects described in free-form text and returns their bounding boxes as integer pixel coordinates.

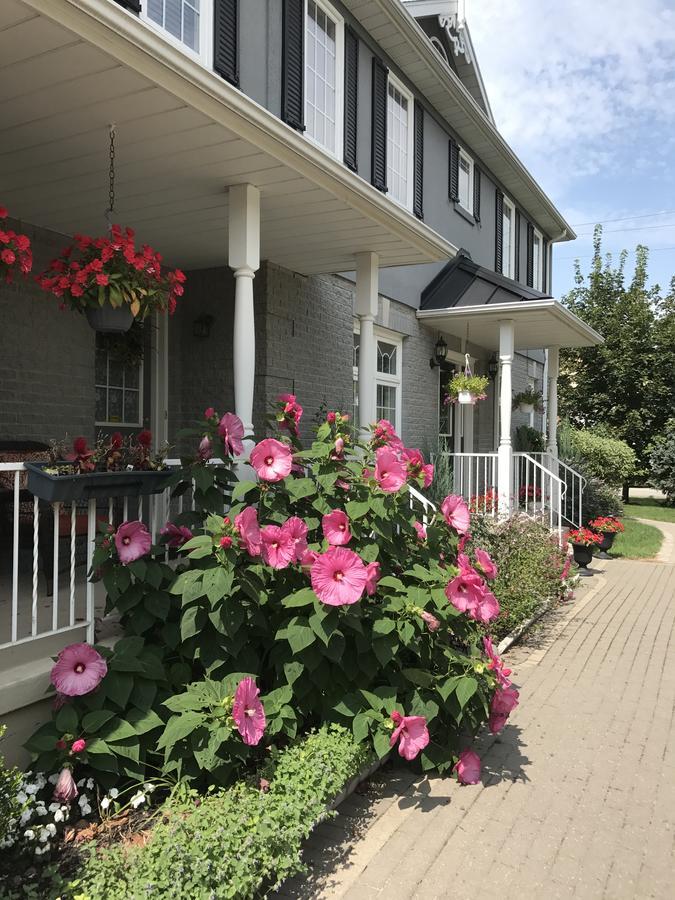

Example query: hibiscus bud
[53,767,78,804]
[326,412,336,423]
[334,437,344,455]
[204,407,215,419]
[71,739,87,753]
[223,516,231,525]
[198,435,213,462]
[220,536,233,549]
[55,739,67,751]
[420,610,440,632]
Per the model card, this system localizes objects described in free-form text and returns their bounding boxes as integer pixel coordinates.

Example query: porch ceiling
[0,0,457,275]
[417,299,604,351]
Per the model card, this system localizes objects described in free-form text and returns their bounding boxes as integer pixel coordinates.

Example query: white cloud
[468,0,675,197]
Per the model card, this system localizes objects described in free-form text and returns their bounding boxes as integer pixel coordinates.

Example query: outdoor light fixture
[488,352,499,381]
[429,334,448,369]
[193,314,214,339]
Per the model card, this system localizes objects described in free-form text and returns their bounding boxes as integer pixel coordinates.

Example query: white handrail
[512,452,564,542]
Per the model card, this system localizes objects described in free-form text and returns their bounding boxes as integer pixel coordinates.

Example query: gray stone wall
[0,221,95,444]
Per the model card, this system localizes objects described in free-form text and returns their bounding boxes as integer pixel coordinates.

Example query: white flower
[78,794,89,808]
[20,810,32,826]
[24,829,35,841]
[77,778,85,788]
[143,783,156,794]
[53,809,65,823]
[109,788,119,799]
[34,774,46,790]
[48,773,59,785]
[34,843,50,856]
[24,783,38,796]
[16,791,28,805]
[80,802,92,816]
[101,797,111,811]
[130,791,146,809]
[48,802,60,813]
[86,778,94,790]
[45,823,57,837]
[35,805,48,816]
[39,829,49,843]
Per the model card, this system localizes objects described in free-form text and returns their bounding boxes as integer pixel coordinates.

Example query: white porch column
[228,184,260,439]
[497,320,515,517]
[546,346,560,458]
[355,252,379,437]
[150,310,169,449]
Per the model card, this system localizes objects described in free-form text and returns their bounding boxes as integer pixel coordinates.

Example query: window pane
[108,359,124,388]
[147,0,200,52]
[376,384,397,426]
[125,363,140,390]
[305,1,338,153]
[95,387,107,423]
[183,2,198,51]
[387,83,409,206]
[503,206,512,277]
[458,157,471,209]
[124,390,140,425]
[353,333,360,368]
[148,0,163,26]
[165,0,182,39]
[377,341,397,375]
[108,389,123,423]
[95,349,107,385]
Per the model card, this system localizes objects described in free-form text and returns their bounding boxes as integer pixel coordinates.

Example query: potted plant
[0,205,32,283]
[25,431,172,502]
[567,527,602,576]
[513,388,543,415]
[588,516,624,559]
[37,225,186,333]
[446,372,489,406]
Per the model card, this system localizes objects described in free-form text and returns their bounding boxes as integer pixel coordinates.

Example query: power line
[571,210,675,227]
[575,222,675,237]
[555,245,675,261]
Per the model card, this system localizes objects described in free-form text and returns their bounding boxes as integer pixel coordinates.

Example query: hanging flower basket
[513,389,543,415]
[0,205,33,284]
[446,373,489,407]
[37,225,186,331]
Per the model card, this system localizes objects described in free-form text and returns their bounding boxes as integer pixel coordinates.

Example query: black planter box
[25,463,174,503]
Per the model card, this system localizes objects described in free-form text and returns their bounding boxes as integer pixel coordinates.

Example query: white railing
[408,484,437,525]
[435,452,498,516]
[0,459,200,652]
[523,452,585,528]
[512,452,564,542]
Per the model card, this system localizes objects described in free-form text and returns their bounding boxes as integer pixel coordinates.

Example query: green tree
[558,226,675,500]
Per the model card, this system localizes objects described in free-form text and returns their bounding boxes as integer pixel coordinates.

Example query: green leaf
[181,604,207,641]
[333,692,363,718]
[316,473,338,492]
[373,729,392,759]
[287,477,316,500]
[345,499,370,519]
[82,710,115,733]
[352,712,372,744]
[100,718,137,743]
[283,660,304,686]
[437,676,461,702]
[456,676,478,709]
[373,633,398,667]
[203,567,234,605]
[372,618,396,636]
[309,608,338,646]
[157,711,206,751]
[286,622,316,655]
[402,668,434,688]
[113,636,145,658]
[145,590,171,619]
[378,575,404,591]
[85,737,112,756]
[105,672,133,710]
[55,704,79,735]
[231,480,257,501]
[281,587,317,608]
[126,708,164,735]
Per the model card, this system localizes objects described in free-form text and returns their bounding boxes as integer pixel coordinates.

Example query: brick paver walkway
[280,533,675,899]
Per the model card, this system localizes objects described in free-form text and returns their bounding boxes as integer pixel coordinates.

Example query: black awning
[420,250,551,311]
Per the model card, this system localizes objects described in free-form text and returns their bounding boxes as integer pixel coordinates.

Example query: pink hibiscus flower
[160,522,193,549]
[483,636,512,689]
[53,767,78,804]
[281,516,309,561]
[454,749,481,785]
[413,521,427,541]
[372,419,404,450]
[71,738,87,753]
[218,412,245,457]
[470,589,500,624]
[250,438,293,482]
[420,610,440,632]
[474,548,498,580]
[235,506,262,557]
[445,566,486,615]
[311,547,368,606]
[198,435,213,461]
[300,547,319,572]
[402,448,434,489]
[374,447,407,494]
[51,643,107,696]
[489,685,520,734]
[114,520,151,564]
[441,494,471,535]
[322,509,351,546]
[232,677,266,746]
[260,524,295,569]
[389,711,430,761]
[365,561,381,596]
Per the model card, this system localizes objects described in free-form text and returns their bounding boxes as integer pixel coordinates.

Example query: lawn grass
[623,498,675,523]
[611,518,664,559]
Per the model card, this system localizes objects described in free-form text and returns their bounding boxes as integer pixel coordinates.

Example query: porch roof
[0,0,457,275]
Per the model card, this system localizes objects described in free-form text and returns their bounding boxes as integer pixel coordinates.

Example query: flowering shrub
[47,430,167,475]
[568,527,602,547]
[588,516,624,534]
[27,403,514,794]
[37,225,185,318]
[0,206,32,283]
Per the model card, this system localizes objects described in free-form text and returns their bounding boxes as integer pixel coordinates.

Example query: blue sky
[469,0,675,298]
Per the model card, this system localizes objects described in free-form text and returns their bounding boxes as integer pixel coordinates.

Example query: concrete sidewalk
[280,540,675,899]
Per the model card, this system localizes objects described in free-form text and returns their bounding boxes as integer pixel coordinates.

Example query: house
[0,0,602,762]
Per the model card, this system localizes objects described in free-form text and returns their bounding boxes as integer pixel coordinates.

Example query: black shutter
[448,139,459,201]
[495,190,504,273]
[542,239,548,292]
[114,0,141,12]
[371,57,388,192]
[473,166,481,222]
[514,210,521,281]
[413,101,424,219]
[526,222,534,287]
[213,0,239,87]
[282,0,305,132]
[343,26,359,172]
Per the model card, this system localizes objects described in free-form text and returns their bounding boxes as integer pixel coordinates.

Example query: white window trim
[95,353,144,428]
[304,0,344,159]
[502,195,516,279]
[457,148,474,214]
[352,324,403,433]
[532,228,544,291]
[140,0,212,68]
[386,73,415,212]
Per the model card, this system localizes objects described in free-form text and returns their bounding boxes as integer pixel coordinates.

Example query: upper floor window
[305,0,344,156]
[387,76,414,209]
[457,149,473,213]
[142,0,211,63]
[502,197,516,279]
[532,229,543,290]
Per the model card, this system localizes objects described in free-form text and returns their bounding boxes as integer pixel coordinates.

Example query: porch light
[193,314,214,339]
[429,335,448,369]
[488,353,499,381]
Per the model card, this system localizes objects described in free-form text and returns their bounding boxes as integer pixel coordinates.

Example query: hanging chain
[105,124,116,233]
